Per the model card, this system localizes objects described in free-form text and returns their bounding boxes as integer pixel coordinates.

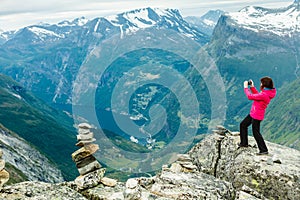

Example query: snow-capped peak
[104,7,183,33]
[102,7,206,42]
[228,2,300,37]
[57,16,88,27]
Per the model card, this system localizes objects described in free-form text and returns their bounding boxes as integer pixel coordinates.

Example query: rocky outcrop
[1,126,299,199]
[0,181,87,199]
[0,126,64,183]
[189,126,300,199]
[72,126,300,199]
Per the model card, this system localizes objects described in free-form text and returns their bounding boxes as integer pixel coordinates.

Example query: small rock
[71,144,99,162]
[170,163,183,173]
[77,132,94,141]
[230,131,240,136]
[124,179,141,200]
[101,177,117,187]
[177,154,192,162]
[273,158,282,164]
[75,168,106,190]
[77,160,101,176]
[76,138,96,147]
[216,125,227,131]
[126,178,138,189]
[181,163,198,171]
[78,128,90,135]
[213,130,226,136]
[75,155,96,168]
[137,177,155,189]
[267,158,274,165]
[78,123,92,129]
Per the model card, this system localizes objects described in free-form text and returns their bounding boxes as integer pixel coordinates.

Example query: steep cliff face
[1,126,299,199]
[0,125,64,183]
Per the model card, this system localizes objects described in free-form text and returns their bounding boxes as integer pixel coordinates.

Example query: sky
[0,0,294,31]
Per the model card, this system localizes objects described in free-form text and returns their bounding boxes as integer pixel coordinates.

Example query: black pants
[240,114,268,153]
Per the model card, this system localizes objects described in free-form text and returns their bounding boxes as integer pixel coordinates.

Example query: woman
[239,76,276,155]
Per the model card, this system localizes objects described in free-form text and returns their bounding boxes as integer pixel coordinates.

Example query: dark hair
[260,76,274,89]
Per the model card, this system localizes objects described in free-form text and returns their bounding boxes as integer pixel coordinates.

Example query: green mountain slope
[0,74,77,180]
[263,78,300,150]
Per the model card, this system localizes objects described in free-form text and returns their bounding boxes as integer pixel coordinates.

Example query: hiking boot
[256,151,269,155]
[238,143,249,148]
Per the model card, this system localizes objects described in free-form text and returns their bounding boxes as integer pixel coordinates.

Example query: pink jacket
[244,87,276,120]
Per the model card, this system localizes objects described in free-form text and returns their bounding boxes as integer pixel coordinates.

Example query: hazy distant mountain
[185,9,225,35]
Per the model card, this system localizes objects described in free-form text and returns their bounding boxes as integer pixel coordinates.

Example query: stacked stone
[71,123,105,190]
[0,149,9,189]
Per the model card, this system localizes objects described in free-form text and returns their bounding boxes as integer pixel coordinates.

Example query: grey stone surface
[189,132,300,200]
[0,181,87,199]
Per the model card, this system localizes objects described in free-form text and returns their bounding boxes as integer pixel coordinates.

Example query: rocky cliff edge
[0,126,299,199]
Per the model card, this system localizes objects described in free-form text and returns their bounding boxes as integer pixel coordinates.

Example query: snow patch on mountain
[28,27,64,40]
[105,8,156,33]
[11,92,22,100]
[229,4,300,36]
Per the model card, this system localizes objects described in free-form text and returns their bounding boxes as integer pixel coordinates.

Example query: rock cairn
[71,123,105,190]
[71,123,117,190]
[0,149,9,189]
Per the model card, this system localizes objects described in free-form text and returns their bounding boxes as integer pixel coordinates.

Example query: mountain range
[0,1,299,182]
